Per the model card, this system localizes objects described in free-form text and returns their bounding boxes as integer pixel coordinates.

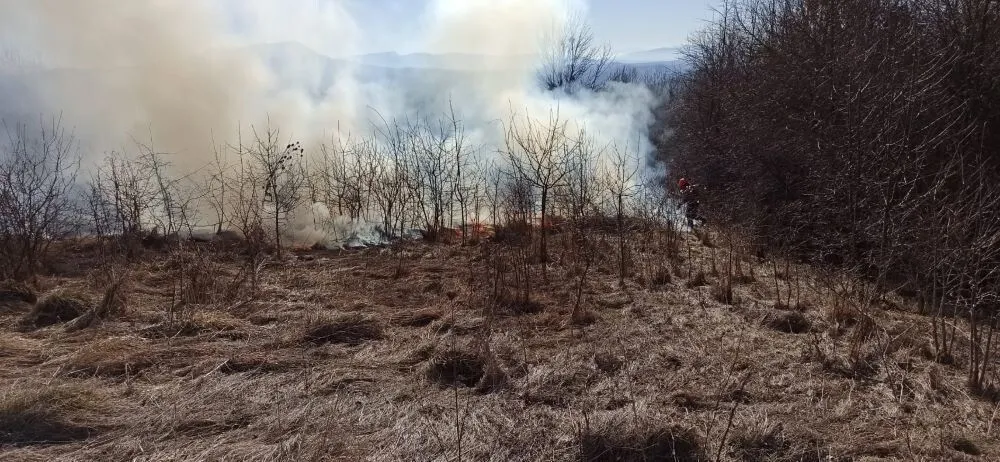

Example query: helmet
[677,178,689,190]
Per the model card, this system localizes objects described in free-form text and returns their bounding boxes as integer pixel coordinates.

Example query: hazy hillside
[617,47,682,64]
[0,42,683,117]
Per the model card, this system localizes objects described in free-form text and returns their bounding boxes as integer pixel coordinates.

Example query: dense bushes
[662,0,1000,389]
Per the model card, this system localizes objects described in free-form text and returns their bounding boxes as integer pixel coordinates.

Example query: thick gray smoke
[0,0,659,245]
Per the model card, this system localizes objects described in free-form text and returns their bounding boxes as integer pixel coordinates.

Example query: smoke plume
[0,0,660,243]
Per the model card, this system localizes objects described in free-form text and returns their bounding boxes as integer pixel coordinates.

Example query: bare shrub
[663,0,1000,391]
[538,14,613,93]
[0,118,81,280]
[503,107,580,265]
[243,125,307,258]
[710,279,735,305]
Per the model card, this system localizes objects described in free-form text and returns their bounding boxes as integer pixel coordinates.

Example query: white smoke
[0,0,660,246]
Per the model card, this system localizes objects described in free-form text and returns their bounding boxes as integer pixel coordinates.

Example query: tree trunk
[540,187,549,265]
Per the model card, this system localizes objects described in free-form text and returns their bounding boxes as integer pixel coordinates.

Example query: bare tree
[408,116,454,238]
[90,149,160,255]
[240,122,306,258]
[603,143,640,287]
[538,14,614,93]
[205,140,230,234]
[504,107,580,265]
[0,117,80,279]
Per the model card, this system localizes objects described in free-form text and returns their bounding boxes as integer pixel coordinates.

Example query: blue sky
[587,0,720,53]
[337,0,721,55]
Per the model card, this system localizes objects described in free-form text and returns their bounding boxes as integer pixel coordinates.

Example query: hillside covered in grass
[1,226,996,461]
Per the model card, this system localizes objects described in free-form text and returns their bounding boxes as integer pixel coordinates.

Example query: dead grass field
[0,230,997,461]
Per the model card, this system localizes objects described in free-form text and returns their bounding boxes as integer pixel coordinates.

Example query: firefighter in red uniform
[677,177,700,227]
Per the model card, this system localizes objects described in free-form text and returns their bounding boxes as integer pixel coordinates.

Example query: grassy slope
[0,230,995,461]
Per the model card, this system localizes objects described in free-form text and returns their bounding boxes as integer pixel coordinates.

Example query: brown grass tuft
[710,280,735,305]
[62,337,162,378]
[828,303,859,328]
[593,352,624,375]
[392,308,444,327]
[21,290,90,329]
[218,351,306,375]
[764,311,811,334]
[952,437,981,456]
[0,280,37,306]
[65,269,129,332]
[773,301,809,312]
[0,384,101,446]
[728,423,827,461]
[685,270,708,288]
[647,265,672,287]
[571,309,598,326]
[501,298,545,315]
[578,421,704,461]
[425,349,486,389]
[304,313,383,346]
[139,320,205,339]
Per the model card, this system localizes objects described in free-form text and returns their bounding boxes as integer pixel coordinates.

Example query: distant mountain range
[616,47,683,64]
[252,41,684,71]
[244,41,685,99]
[0,41,687,122]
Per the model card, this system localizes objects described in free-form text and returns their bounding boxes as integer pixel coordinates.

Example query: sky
[586,0,721,53]
[247,0,722,56]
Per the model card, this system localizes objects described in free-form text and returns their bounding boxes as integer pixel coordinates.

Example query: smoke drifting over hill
[0,0,671,249]
[0,0,656,165]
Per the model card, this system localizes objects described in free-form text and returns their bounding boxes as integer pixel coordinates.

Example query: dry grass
[763,311,811,334]
[65,268,130,332]
[303,313,383,346]
[391,308,444,327]
[425,349,487,388]
[685,270,708,288]
[20,290,91,329]
[1,231,999,460]
[0,383,103,446]
[578,418,704,461]
[0,280,37,309]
